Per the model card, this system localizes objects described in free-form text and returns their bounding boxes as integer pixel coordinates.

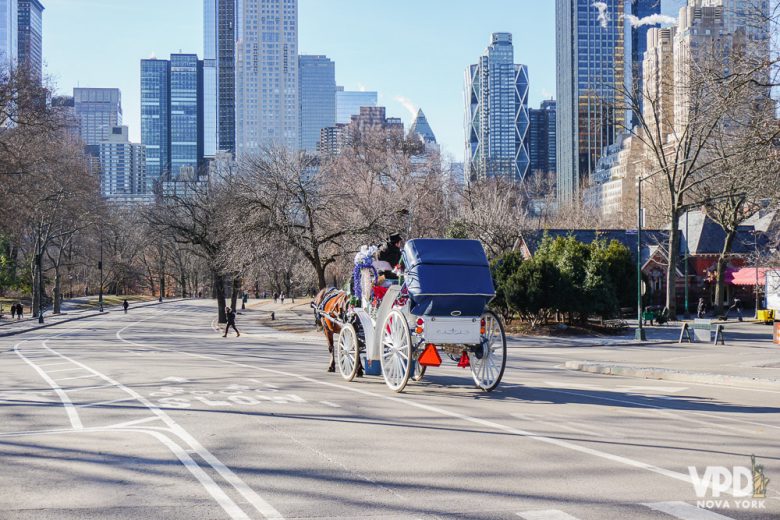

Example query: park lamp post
[635,159,691,341]
[98,238,104,313]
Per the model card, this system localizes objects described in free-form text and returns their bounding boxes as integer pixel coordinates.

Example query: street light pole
[636,176,646,341]
[754,231,760,319]
[98,239,104,313]
[684,211,690,319]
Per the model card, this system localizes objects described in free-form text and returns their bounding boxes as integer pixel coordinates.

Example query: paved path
[1,300,778,519]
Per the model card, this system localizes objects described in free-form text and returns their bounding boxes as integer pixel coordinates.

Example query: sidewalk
[0,298,184,338]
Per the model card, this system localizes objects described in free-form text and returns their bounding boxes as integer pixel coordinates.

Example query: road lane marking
[47,367,84,373]
[517,511,581,520]
[131,342,713,495]
[65,383,116,394]
[320,401,341,408]
[14,342,83,430]
[59,374,100,381]
[643,501,735,519]
[44,336,286,520]
[106,416,160,429]
[77,397,136,408]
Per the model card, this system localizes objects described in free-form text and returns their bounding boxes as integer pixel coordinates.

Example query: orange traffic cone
[457,351,470,368]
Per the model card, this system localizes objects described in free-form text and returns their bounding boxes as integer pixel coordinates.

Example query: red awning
[724,268,770,286]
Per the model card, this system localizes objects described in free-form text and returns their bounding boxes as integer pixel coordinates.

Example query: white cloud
[357,82,368,92]
[625,13,677,28]
[394,95,418,118]
[592,1,610,29]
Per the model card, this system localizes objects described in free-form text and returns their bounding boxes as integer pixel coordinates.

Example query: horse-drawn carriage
[313,239,507,393]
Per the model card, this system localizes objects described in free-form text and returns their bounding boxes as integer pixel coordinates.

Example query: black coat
[378,242,402,267]
[227,311,237,324]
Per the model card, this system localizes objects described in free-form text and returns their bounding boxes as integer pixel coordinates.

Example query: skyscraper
[235,0,299,156]
[299,55,336,152]
[141,54,205,188]
[170,54,204,179]
[141,58,170,187]
[528,100,557,175]
[17,0,43,80]
[73,87,122,147]
[99,126,146,197]
[336,87,378,124]
[408,109,437,145]
[204,0,237,156]
[556,0,630,202]
[465,32,530,184]
[0,0,17,68]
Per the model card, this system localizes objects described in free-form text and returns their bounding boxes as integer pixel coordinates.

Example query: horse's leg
[325,326,336,372]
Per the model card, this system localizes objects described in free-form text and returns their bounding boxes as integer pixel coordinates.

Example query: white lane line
[319,401,341,408]
[133,342,706,494]
[77,397,136,409]
[530,384,780,435]
[65,383,116,394]
[47,336,285,520]
[517,511,581,520]
[36,362,73,368]
[106,416,160,429]
[643,501,735,519]
[13,342,83,430]
[47,367,83,373]
[59,374,100,381]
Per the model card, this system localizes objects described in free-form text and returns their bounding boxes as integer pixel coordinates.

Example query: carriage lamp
[480,318,486,335]
[415,318,424,335]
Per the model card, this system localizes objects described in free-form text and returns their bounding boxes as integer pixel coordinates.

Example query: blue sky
[44,0,556,159]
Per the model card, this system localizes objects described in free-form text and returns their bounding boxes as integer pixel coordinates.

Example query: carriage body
[334,239,507,392]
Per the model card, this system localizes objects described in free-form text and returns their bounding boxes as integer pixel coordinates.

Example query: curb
[565,360,780,390]
[0,299,185,338]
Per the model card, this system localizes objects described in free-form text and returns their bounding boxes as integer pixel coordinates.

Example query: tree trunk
[53,267,61,314]
[315,265,327,290]
[665,214,681,317]
[714,229,736,314]
[230,276,240,311]
[214,271,227,323]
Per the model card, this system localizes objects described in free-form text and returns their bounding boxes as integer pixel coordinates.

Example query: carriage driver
[377,233,404,280]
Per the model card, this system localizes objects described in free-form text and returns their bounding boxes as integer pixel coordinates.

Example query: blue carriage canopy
[402,238,495,317]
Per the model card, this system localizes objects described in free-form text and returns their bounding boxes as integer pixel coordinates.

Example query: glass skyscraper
[0,0,17,68]
[336,87,378,124]
[299,55,336,152]
[556,0,630,202]
[465,32,530,185]
[235,0,299,156]
[529,100,557,176]
[141,54,205,188]
[73,87,123,147]
[203,0,236,156]
[141,58,170,187]
[17,0,43,81]
[170,54,204,179]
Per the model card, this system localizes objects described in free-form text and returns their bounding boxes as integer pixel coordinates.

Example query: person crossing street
[122,299,129,314]
[223,307,240,337]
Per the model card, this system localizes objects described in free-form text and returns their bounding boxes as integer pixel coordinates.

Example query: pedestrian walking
[9,304,15,319]
[15,303,23,320]
[273,292,278,304]
[280,293,285,305]
[696,297,706,319]
[223,307,240,337]
[122,299,129,314]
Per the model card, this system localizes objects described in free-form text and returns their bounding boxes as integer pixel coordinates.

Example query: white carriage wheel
[469,310,507,392]
[336,324,360,382]
[380,310,412,392]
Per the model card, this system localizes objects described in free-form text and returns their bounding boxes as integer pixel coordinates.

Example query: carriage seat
[403,239,495,317]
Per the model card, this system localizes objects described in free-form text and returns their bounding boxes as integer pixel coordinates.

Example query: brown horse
[312,287,350,372]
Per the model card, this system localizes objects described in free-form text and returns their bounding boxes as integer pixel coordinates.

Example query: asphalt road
[1,300,779,520]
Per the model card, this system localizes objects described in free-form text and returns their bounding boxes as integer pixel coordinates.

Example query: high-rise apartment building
[319,106,403,157]
[99,126,146,197]
[141,58,170,187]
[73,87,122,147]
[528,100,557,175]
[235,0,299,156]
[555,0,630,202]
[643,26,676,140]
[141,54,205,188]
[465,32,530,184]
[17,0,42,80]
[0,0,17,68]
[204,0,237,156]
[299,55,336,152]
[170,54,204,179]
[336,87,378,124]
